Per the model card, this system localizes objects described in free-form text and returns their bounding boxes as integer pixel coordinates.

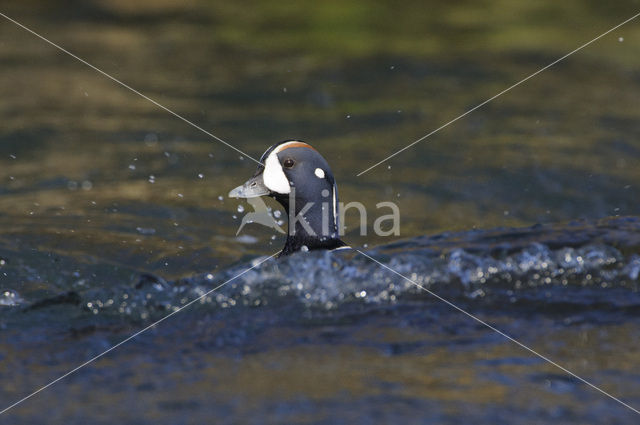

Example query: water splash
[4,217,639,324]
[64,217,640,321]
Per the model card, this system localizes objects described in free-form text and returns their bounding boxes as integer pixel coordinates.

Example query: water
[1,0,640,423]
[2,218,640,423]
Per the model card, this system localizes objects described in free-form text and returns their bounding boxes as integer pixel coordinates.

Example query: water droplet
[148,175,155,183]
[136,227,156,235]
[218,195,224,201]
[619,37,624,42]
[81,180,93,190]
[198,173,204,179]
[283,87,287,93]
[9,154,16,159]
[0,289,22,306]
[144,133,158,146]
[128,164,136,170]
[177,193,184,198]
[346,115,351,119]
[237,205,245,213]
[301,245,309,252]
[273,210,281,218]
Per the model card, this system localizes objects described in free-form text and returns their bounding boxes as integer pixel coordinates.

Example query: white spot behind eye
[315,168,325,179]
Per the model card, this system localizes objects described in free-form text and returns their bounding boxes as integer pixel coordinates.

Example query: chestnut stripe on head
[261,140,318,195]
[275,141,317,154]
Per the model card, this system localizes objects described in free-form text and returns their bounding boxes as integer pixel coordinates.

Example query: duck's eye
[283,158,295,168]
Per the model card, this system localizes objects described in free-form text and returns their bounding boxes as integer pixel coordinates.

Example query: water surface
[1,0,640,423]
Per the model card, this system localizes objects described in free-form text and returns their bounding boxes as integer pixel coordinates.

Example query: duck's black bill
[228,174,271,198]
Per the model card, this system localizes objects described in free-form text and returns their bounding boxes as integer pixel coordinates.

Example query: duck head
[229,140,347,256]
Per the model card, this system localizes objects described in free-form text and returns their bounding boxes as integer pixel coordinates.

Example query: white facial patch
[263,150,291,194]
[314,168,325,179]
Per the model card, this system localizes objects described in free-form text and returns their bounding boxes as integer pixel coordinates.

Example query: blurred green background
[0,0,639,277]
[2,2,640,424]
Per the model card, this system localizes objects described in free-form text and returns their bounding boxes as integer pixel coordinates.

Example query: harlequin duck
[229,140,348,256]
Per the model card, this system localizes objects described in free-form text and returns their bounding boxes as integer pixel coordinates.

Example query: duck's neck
[276,193,345,256]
